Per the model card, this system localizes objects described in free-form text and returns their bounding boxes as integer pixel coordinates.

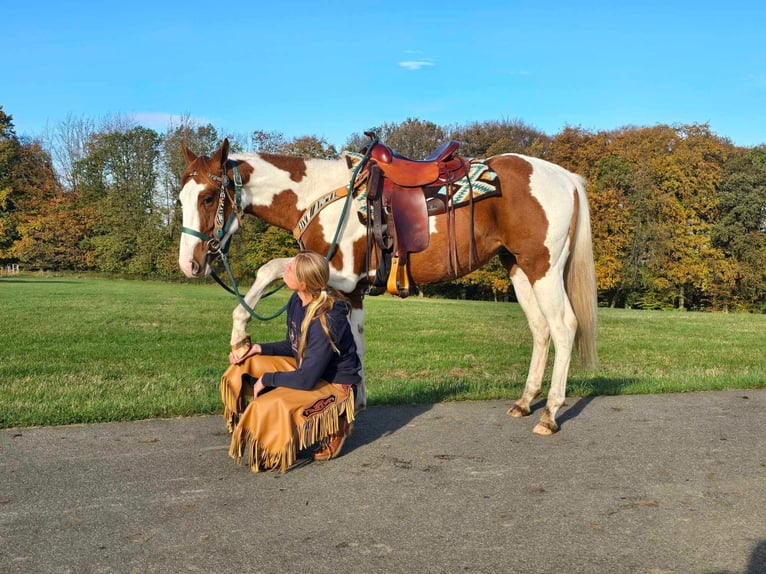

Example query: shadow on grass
[0,278,79,284]
[567,376,645,396]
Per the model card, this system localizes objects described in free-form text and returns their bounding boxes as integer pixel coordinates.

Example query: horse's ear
[181,141,197,164]
[211,138,230,168]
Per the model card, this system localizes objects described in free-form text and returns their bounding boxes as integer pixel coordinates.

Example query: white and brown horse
[178,138,597,434]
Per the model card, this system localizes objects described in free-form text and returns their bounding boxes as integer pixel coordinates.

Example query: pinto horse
[178,138,597,435]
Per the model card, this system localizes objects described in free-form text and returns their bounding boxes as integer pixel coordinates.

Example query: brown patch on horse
[260,153,307,182]
[247,189,304,231]
[487,155,551,284]
[186,159,255,239]
[400,155,549,286]
[182,157,215,187]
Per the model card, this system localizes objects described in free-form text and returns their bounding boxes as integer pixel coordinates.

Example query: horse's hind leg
[507,267,550,419]
[528,268,577,435]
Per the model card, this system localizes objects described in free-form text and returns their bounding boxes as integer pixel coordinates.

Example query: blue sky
[3,0,765,148]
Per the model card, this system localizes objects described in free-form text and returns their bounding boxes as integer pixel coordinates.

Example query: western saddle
[361,132,474,297]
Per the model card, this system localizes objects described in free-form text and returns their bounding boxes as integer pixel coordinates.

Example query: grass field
[1,274,764,428]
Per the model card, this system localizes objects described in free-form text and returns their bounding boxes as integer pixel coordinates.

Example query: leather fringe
[228,389,355,473]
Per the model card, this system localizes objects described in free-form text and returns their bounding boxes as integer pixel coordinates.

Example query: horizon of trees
[1,105,764,312]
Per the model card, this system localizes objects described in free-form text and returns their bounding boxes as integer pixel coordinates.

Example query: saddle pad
[345,152,500,214]
[433,160,500,205]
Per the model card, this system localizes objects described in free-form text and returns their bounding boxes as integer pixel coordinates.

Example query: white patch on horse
[178,180,206,277]
[520,154,584,257]
[237,155,349,211]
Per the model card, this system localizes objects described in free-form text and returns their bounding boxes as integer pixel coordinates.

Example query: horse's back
[485,153,584,241]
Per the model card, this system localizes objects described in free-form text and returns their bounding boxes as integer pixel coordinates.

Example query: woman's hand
[229,342,261,365]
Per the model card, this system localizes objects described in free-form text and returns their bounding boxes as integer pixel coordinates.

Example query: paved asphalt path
[2,390,765,574]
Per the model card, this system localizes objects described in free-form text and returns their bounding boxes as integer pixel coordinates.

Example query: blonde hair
[293,251,345,362]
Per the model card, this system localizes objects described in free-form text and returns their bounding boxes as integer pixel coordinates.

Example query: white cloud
[399,60,435,71]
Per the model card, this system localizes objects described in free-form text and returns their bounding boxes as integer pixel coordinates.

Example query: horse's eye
[201,195,215,207]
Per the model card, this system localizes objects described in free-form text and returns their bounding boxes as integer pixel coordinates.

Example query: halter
[180,161,243,255]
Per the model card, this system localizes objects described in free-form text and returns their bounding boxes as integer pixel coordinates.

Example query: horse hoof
[533,421,558,435]
[507,404,530,418]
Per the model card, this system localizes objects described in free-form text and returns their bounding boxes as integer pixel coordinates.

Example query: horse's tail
[566,175,598,369]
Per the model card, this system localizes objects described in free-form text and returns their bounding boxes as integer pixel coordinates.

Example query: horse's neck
[237,153,351,230]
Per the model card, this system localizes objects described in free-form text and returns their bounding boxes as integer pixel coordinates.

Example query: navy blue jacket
[260,293,361,390]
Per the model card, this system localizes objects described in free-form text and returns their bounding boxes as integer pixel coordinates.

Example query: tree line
[1,105,764,312]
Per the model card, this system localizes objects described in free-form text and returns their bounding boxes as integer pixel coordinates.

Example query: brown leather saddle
[362,134,473,297]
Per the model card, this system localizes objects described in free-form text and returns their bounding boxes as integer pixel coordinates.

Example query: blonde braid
[293,253,342,363]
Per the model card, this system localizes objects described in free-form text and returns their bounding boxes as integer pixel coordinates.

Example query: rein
[181,138,378,321]
[324,135,377,260]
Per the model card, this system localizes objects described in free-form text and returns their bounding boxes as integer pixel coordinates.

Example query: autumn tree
[5,106,763,311]
[549,124,735,309]
[0,107,20,262]
[0,107,66,268]
[6,140,70,269]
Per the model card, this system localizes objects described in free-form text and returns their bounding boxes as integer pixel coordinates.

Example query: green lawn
[1,274,764,428]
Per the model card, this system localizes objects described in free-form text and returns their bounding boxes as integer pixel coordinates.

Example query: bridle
[180,160,244,261]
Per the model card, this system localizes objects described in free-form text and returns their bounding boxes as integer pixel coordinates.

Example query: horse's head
[178,138,242,278]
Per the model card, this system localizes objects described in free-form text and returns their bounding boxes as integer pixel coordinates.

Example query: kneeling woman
[221,250,361,472]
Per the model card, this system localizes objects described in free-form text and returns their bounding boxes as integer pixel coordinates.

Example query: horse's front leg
[230,258,290,360]
[343,285,367,412]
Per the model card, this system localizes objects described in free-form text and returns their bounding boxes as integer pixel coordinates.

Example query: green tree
[159,120,219,224]
[713,147,766,311]
[280,135,337,159]
[75,124,163,273]
[449,118,549,158]
[345,118,446,159]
